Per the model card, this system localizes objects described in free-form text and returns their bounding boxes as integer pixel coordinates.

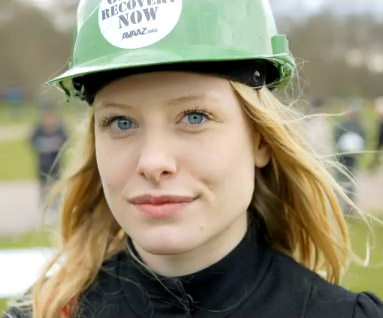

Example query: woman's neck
[132,214,248,277]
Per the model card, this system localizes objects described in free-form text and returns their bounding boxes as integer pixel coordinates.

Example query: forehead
[94,71,234,106]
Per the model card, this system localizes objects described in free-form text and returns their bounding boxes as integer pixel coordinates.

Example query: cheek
[95,135,134,204]
[186,127,255,205]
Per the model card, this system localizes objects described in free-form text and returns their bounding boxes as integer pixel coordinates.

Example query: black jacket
[3,223,383,318]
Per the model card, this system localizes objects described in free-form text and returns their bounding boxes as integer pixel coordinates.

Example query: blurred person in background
[334,99,365,211]
[3,0,383,318]
[29,102,67,208]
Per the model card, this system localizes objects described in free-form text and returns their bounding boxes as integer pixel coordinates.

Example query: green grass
[0,229,56,250]
[0,132,82,181]
[342,218,383,297]
[0,139,37,180]
[356,101,379,169]
[0,299,7,315]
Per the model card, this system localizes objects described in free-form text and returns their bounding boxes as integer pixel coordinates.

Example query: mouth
[129,194,196,205]
[129,195,197,218]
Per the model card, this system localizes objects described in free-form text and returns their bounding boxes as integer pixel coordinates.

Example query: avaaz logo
[98,0,183,49]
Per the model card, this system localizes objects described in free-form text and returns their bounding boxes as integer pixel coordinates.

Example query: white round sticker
[98,0,183,49]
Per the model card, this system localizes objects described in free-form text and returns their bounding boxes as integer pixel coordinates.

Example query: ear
[254,132,271,168]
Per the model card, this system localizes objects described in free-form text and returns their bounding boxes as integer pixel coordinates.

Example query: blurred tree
[0,1,73,99]
[282,13,383,99]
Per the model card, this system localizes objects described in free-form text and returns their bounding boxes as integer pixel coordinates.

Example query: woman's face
[94,72,268,257]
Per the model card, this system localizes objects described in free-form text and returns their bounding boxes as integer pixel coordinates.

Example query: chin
[135,226,200,255]
[141,244,188,256]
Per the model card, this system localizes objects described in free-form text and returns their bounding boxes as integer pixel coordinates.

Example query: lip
[129,195,196,218]
[129,195,195,205]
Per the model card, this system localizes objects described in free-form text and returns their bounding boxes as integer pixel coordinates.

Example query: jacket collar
[116,220,274,317]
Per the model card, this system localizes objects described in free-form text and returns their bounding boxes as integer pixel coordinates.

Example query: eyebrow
[167,95,213,106]
[96,94,218,110]
[95,102,134,110]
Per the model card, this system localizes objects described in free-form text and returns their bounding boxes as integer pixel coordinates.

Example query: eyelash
[179,106,214,122]
[98,106,214,129]
[99,112,128,129]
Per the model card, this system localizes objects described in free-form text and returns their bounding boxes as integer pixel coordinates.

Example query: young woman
[3,0,383,317]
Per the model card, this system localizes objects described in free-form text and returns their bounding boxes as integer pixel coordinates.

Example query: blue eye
[187,113,205,125]
[117,118,133,130]
[180,109,211,126]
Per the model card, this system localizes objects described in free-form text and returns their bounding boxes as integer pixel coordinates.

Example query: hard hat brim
[48,46,295,97]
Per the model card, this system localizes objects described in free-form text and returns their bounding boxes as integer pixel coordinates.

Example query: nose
[136,134,177,184]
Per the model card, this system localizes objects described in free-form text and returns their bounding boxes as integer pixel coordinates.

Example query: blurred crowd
[305,97,383,213]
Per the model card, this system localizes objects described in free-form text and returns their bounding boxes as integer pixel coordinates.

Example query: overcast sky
[23,0,383,12]
[270,0,383,19]
[20,0,383,28]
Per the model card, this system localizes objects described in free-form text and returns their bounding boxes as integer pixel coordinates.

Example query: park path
[0,182,41,235]
[0,167,382,236]
[0,125,29,142]
[357,168,383,215]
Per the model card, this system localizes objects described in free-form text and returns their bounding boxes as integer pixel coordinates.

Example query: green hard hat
[49,0,296,98]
